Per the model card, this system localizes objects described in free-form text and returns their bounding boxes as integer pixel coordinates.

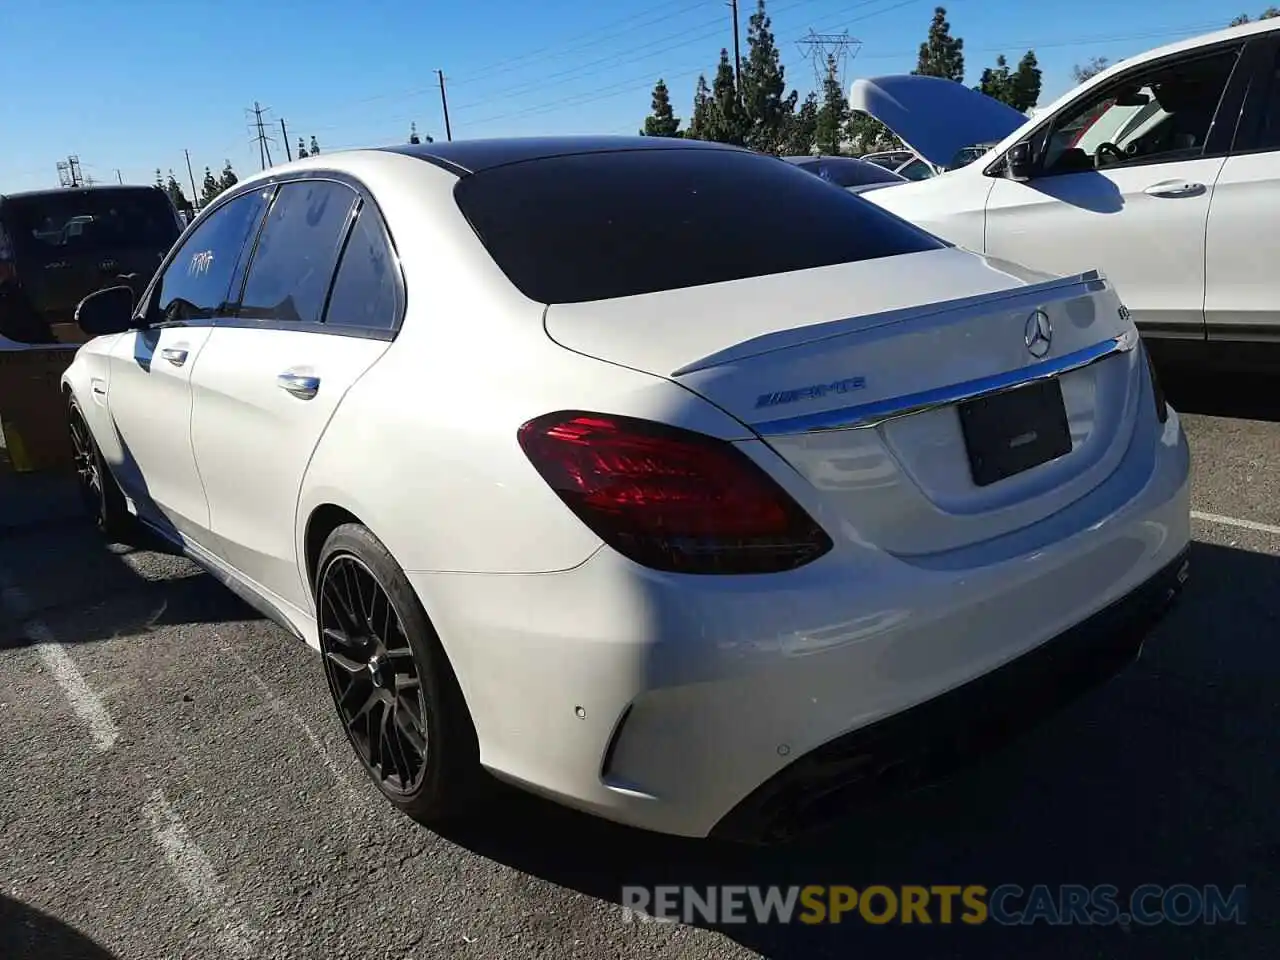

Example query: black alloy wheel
[318,553,429,794]
[68,406,102,509]
[67,400,131,540]
[315,523,481,821]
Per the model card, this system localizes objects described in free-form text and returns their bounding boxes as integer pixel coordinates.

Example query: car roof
[375,135,745,175]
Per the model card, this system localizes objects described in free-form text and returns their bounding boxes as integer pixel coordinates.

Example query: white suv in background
[853,17,1280,368]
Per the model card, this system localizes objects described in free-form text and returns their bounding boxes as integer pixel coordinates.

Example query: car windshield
[3,189,180,257]
[452,147,945,304]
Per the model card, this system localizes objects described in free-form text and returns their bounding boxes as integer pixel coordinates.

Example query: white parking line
[1192,510,1280,537]
[218,638,367,802]
[0,573,119,751]
[143,790,260,960]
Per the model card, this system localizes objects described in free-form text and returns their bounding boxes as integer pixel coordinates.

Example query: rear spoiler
[671,269,1111,377]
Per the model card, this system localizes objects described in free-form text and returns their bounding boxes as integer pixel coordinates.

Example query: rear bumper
[711,546,1189,844]
[408,408,1190,839]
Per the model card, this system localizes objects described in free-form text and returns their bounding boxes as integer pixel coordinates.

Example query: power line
[853,21,1232,61]
[300,0,710,120]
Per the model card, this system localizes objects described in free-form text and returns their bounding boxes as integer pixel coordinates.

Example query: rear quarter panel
[293,153,750,588]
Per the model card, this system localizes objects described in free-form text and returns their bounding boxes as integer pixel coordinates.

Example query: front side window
[324,206,400,332]
[1039,47,1241,176]
[150,188,271,323]
[238,180,357,324]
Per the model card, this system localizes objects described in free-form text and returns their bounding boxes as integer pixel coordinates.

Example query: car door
[105,186,273,543]
[982,40,1252,340]
[1204,33,1280,342]
[189,178,400,612]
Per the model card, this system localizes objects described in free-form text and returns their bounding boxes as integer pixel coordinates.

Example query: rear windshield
[2,189,180,257]
[451,148,945,304]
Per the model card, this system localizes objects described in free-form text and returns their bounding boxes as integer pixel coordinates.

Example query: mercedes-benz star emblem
[1024,310,1053,358]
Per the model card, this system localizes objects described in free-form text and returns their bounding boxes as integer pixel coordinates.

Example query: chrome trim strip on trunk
[753,329,1139,436]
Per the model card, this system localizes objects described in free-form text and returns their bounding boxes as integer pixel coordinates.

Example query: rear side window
[2,188,181,258]
[152,188,271,323]
[1248,47,1280,151]
[239,180,357,324]
[324,206,400,331]
[452,148,945,304]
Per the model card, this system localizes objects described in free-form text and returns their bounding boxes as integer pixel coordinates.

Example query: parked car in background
[943,141,1000,171]
[861,149,937,180]
[0,186,183,344]
[64,136,1188,842]
[782,154,907,193]
[853,17,1280,367]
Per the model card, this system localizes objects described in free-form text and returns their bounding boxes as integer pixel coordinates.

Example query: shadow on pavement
[1160,367,1280,424]
[0,470,261,649]
[0,894,118,960]
[440,539,1279,959]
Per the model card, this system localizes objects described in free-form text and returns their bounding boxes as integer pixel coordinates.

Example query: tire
[67,398,133,542]
[315,522,483,823]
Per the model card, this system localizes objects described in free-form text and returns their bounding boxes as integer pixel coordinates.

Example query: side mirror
[75,285,137,337]
[1005,141,1036,182]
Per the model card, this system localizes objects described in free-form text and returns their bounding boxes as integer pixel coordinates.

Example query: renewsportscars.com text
[620,884,1248,926]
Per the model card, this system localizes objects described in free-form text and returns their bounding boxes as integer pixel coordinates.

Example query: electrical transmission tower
[56,155,85,188]
[796,30,862,88]
[247,102,277,170]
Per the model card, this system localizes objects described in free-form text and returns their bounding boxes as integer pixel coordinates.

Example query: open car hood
[849,75,1029,169]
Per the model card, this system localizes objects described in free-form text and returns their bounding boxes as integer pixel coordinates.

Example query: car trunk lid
[545,250,1141,557]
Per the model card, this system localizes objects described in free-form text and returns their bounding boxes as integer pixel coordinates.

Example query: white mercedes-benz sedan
[63,136,1191,843]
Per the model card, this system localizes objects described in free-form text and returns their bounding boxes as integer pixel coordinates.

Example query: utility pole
[115,169,123,184]
[183,149,199,207]
[728,0,742,100]
[280,118,293,161]
[436,70,453,142]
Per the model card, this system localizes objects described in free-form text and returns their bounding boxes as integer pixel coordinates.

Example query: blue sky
[0,0,1245,193]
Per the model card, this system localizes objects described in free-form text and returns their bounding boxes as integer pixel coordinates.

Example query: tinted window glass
[818,158,906,188]
[1042,48,1239,175]
[152,188,271,323]
[452,148,945,303]
[3,188,181,258]
[324,206,399,331]
[239,180,357,323]
[1251,48,1280,150]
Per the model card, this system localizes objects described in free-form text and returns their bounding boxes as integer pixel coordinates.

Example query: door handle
[160,347,188,366]
[1144,180,1205,198]
[277,372,320,400]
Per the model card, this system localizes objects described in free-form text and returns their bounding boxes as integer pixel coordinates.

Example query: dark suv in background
[0,185,183,344]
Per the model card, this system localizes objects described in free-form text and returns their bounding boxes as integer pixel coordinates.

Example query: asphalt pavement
[1,369,1277,960]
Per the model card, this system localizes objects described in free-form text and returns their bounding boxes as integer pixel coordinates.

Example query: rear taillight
[1141,340,1168,423]
[517,412,833,575]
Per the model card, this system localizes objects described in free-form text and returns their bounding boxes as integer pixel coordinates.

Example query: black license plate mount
[957,379,1072,487]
